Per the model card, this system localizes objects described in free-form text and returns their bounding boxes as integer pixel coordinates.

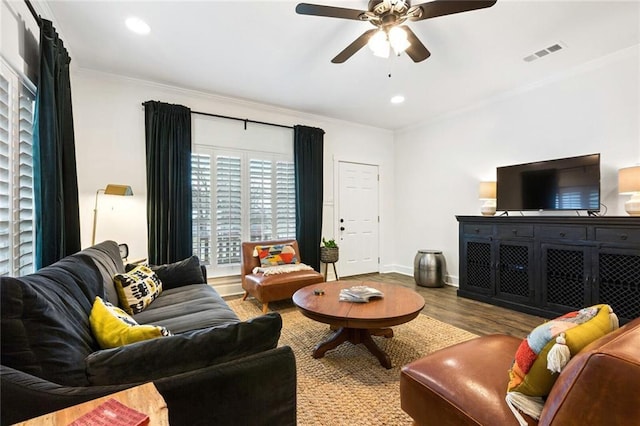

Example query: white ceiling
[40,0,640,130]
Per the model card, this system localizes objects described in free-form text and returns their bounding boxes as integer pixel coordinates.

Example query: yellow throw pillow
[112,265,163,315]
[89,296,171,349]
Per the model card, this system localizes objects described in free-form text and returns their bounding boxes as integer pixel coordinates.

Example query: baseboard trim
[208,267,459,297]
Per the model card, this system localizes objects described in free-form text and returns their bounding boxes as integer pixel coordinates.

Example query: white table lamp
[619,166,640,216]
[479,181,497,216]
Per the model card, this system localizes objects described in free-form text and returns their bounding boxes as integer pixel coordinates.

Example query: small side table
[323,261,339,282]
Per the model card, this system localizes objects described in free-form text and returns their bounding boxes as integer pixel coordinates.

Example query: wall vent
[523,43,565,63]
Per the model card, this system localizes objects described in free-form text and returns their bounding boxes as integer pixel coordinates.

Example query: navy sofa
[1,241,296,425]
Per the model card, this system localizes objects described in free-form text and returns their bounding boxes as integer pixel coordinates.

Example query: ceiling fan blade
[332,29,377,63]
[410,0,497,21]
[402,26,431,62]
[296,3,367,20]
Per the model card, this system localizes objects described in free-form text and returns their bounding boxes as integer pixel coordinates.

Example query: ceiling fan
[296,0,497,63]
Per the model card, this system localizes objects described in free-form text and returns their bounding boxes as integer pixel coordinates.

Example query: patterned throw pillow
[89,296,171,349]
[112,265,163,315]
[253,244,299,267]
[506,304,618,424]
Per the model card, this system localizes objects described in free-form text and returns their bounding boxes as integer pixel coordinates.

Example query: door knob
[340,218,344,223]
[340,226,345,231]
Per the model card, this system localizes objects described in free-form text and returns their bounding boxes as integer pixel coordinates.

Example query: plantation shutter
[249,159,273,241]
[0,70,35,276]
[16,84,35,275]
[275,160,296,239]
[216,155,242,265]
[0,74,10,274]
[192,153,211,265]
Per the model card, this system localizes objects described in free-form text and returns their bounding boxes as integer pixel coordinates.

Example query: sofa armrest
[0,365,134,425]
[156,346,296,426]
[200,264,207,281]
[1,346,296,426]
[86,313,282,385]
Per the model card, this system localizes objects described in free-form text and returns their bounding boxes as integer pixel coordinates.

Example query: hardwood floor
[345,272,545,338]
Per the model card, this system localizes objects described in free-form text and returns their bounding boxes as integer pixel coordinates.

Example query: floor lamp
[91,184,133,245]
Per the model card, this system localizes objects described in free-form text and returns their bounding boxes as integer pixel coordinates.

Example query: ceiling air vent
[523,43,564,63]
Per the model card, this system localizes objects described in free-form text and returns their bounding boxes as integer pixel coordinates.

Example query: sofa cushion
[0,256,104,386]
[125,256,205,290]
[253,244,299,267]
[90,296,171,349]
[133,284,239,334]
[81,241,126,305]
[113,265,163,315]
[148,255,204,289]
[86,312,282,385]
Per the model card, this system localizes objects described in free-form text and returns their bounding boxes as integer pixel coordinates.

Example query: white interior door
[338,161,379,277]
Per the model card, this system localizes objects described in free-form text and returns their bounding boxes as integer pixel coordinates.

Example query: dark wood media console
[457,216,640,323]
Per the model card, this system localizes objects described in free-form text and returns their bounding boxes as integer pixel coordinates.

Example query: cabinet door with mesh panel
[540,243,591,314]
[495,240,534,305]
[460,237,494,296]
[594,247,640,324]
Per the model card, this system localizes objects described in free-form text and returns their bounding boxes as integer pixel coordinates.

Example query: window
[191,148,296,276]
[0,61,35,276]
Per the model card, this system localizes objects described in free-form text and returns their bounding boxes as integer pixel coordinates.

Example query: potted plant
[320,237,339,263]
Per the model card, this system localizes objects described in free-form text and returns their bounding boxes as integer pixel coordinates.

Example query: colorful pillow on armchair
[253,244,299,267]
[505,304,618,425]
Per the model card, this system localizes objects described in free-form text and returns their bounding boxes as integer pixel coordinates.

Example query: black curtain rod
[141,102,293,130]
[192,110,293,130]
[24,0,42,25]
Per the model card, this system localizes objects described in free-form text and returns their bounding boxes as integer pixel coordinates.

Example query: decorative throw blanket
[252,263,314,276]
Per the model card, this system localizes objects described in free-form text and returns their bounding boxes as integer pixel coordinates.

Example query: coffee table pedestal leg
[312,327,393,369]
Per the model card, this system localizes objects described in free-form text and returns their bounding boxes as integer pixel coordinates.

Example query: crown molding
[72,67,393,135]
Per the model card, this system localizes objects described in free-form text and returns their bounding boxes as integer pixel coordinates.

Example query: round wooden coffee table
[292,280,425,369]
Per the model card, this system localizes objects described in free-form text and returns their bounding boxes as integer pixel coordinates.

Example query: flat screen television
[496,153,600,212]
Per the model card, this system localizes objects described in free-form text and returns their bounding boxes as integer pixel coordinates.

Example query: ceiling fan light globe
[373,43,390,58]
[388,26,410,54]
[388,26,408,44]
[368,30,390,57]
[391,37,410,54]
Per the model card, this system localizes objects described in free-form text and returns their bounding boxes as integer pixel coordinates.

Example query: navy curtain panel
[293,125,324,272]
[33,19,81,269]
[144,101,192,265]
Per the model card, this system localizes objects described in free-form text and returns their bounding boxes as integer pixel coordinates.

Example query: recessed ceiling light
[390,95,405,104]
[125,17,150,35]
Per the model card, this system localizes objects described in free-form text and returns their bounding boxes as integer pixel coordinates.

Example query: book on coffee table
[68,398,150,426]
[339,286,384,303]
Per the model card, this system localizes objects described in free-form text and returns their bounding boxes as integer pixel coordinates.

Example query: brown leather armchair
[241,239,324,313]
[400,316,640,425]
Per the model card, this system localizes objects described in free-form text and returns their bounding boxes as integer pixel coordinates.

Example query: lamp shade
[91,184,134,245]
[618,166,640,194]
[479,181,497,199]
[104,184,133,196]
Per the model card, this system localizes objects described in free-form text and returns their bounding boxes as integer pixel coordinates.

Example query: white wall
[70,70,395,280]
[393,47,640,284]
[1,0,39,80]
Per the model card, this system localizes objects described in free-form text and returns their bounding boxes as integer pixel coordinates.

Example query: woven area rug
[226,297,478,425]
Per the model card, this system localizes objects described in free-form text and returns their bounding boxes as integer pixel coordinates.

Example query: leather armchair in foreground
[400,316,640,425]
